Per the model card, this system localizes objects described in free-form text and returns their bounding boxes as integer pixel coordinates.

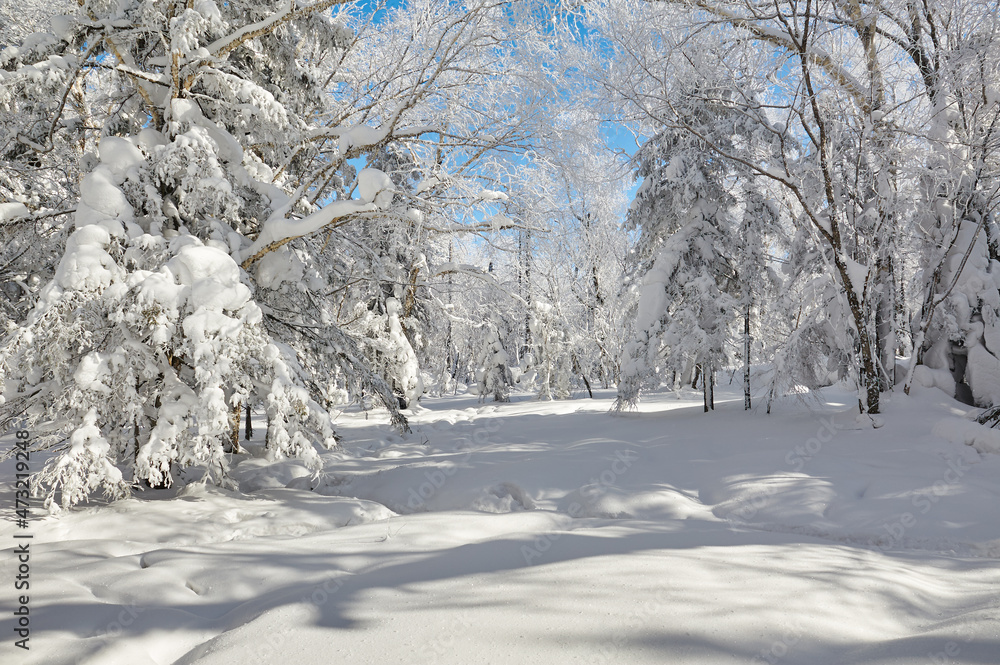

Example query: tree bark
[228,400,242,454]
[744,302,752,410]
[244,402,253,441]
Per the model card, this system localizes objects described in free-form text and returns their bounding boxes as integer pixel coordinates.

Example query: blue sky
[340,0,641,209]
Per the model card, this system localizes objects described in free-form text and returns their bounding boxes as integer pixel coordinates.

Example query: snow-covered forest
[2,1,1000,663]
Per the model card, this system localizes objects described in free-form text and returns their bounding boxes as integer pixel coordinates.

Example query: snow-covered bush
[475,327,513,403]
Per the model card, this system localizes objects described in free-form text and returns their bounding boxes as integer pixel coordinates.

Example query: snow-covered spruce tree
[0,137,333,508]
[475,325,513,403]
[530,301,573,400]
[615,85,764,412]
[0,0,355,507]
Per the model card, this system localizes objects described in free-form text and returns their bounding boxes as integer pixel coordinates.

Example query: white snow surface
[0,201,28,222]
[3,383,1000,664]
[254,248,305,290]
[97,136,145,182]
[338,124,389,156]
[356,167,393,205]
[843,255,870,296]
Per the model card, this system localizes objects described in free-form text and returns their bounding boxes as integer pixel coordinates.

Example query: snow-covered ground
[3,383,1000,664]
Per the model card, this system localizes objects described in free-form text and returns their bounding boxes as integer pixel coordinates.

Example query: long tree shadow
[7,516,1000,665]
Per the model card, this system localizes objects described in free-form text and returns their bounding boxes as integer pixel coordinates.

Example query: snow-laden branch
[305,123,438,144]
[241,199,375,269]
[0,205,75,227]
[15,40,102,154]
[427,264,529,306]
[428,262,487,278]
[207,0,349,59]
[652,0,870,111]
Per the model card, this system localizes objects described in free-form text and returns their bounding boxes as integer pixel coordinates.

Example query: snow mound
[707,473,838,526]
[55,223,122,291]
[167,243,252,312]
[30,483,395,549]
[230,457,315,492]
[0,201,28,221]
[932,417,1000,454]
[471,482,535,513]
[376,447,411,459]
[912,364,956,396]
[98,136,144,181]
[357,167,393,206]
[254,247,305,290]
[558,486,635,519]
[555,481,709,520]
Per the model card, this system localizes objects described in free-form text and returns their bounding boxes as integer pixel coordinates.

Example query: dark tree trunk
[227,400,242,454]
[244,402,253,441]
[744,303,752,410]
[703,364,714,413]
[708,365,715,411]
